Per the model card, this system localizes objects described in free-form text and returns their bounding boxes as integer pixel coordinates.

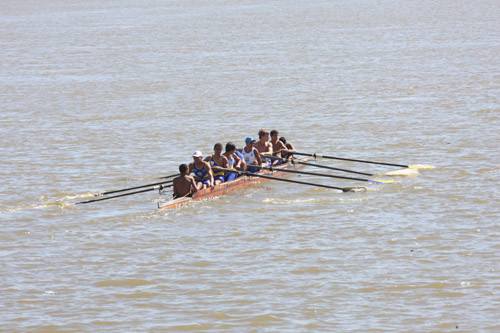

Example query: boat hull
[158,157,309,209]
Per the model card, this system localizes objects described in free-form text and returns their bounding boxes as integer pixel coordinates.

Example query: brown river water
[1,0,499,331]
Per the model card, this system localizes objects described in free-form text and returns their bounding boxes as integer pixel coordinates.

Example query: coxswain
[239,136,262,173]
[279,136,296,160]
[188,151,214,189]
[173,164,201,199]
[270,130,288,163]
[204,143,228,185]
[253,129,273,165]
[223,142,244,182]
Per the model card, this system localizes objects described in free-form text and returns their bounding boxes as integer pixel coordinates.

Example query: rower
[239,136,262,173]
[223,142,244,182]
[270,130,288,163]
[234,148,246,171]
[279,136,296,160]
[204,143,228,185]
[254,129,273,166]
[173,164,201,199]
[188,151,214,189]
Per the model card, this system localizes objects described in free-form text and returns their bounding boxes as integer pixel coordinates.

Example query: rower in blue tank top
[188,151,214,189]
[204,143,228,185]
[223,142,244,182]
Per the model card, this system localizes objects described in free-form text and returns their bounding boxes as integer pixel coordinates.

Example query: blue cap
[245,136,256,143]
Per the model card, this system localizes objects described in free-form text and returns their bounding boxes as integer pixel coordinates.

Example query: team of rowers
[173,129,295,199]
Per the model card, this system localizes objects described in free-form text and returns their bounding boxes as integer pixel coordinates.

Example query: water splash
[383,168,420,177]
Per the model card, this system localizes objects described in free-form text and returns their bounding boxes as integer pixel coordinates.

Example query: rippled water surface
[1,0,499,331]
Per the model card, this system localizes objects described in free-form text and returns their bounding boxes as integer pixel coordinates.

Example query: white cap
[192,151,202,157]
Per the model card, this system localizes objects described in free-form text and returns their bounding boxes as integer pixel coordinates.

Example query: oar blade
[383,168,420,177]
[408,164,435,169]
[368,179,394,184]
[44,201,66,207]
[342,186,367,192]
[65,193,95,199]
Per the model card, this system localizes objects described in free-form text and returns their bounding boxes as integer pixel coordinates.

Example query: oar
[265,155,374,176]
[291,152,434,169]
[76,184,173,204]
[96,180,174,196]
[251,165,394,184]
[220,169,365,192]
[158,173,180,180]
[293,159,375,176]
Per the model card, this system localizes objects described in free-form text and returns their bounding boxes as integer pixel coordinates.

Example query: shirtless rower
[188,151,214,189]
[204,143,229,185]
[172,164,201,199]
[239,136,262,173]
[253,129,273,165]
[270,130,288,160]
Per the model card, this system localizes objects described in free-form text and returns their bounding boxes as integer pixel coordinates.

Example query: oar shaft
[263,155,374,176]
[252,164,373,182]
[77,184,173,204]
[292,152,409,168]
[295,160,374,176]
[222,168,348,192]
[158,173,180,180]
[247,172,347,191]
[99,180,173,196]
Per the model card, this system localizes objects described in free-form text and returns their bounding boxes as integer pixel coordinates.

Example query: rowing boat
[158,156,310,209]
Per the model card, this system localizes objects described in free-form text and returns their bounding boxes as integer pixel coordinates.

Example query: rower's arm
[277,141,287,154]
[205,162,215,186]
[173,179,179,197]
[190,177,200,192]
[233,152,241,168]
[222,155,229,168]
[254,149,262,165]
[267,142,274,156]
